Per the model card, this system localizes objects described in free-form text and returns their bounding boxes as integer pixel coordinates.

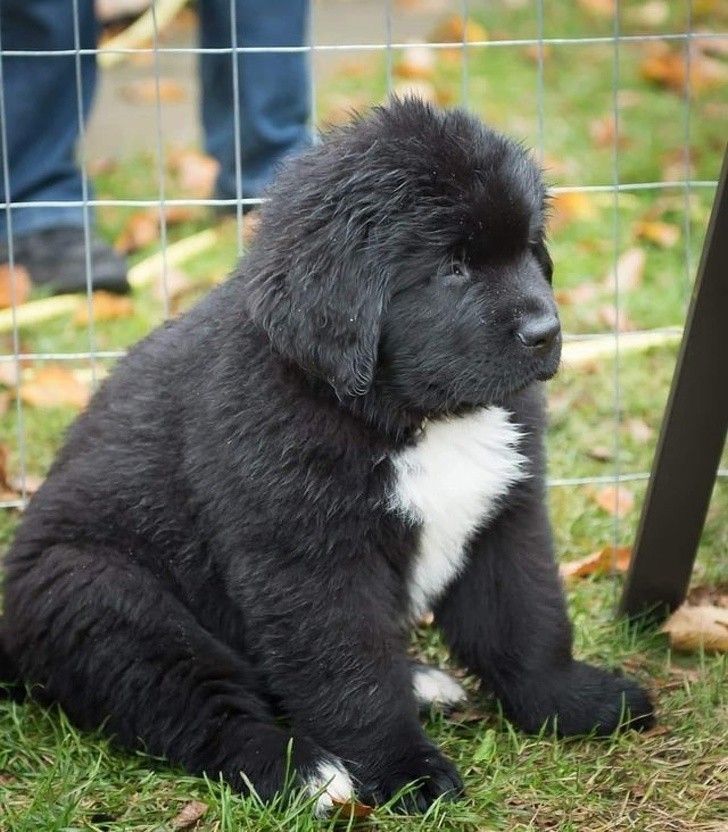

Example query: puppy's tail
[0,628,25,701]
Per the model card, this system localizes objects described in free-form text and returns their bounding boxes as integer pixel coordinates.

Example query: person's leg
[199,0,310,208]
[0,0,128,293]
[0,0,95,237]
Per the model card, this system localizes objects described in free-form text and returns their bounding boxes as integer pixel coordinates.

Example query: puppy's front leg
[250,574,462,810]
[435,474,654,737]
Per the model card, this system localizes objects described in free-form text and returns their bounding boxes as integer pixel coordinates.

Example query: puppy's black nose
[516,313,561,353]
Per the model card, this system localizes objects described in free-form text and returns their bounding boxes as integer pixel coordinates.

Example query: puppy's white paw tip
[304,758,355,817]
[413,665,467,709]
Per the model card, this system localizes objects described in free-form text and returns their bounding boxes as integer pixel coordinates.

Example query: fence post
[619,144,728,622]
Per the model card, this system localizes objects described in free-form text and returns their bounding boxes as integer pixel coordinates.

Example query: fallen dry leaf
[73,291,135,326]
[625,0,669,27]
[602,247,646,294]
[661,604,728,653]
[449,708,491,724]
[597,304,636,332]
[686,583,728,608]
[19,365,90,410]
[331,799,375,818]
[577,0,615,16]
[523,43,553,63]
[641,723,673,738]
[0,264,31,308]
[548,191,598,232]
[635,220,680,249]
[554,282,600,306]
[586,445,614,463]
[171,800,208,831]
[170,149,220,198]
[624,417,654,444]
[640,43,728,95]
[394,45,436,80]
[429,14,488,44]
[560,545,632,580]
[589,115,630,150]
[593,485,635,517]
[120,77,188,104]
[115,211,159,254]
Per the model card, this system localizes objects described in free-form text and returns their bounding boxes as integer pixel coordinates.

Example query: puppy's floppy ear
[246,241,388,398]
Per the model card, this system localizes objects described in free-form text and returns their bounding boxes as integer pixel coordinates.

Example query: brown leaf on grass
[589,115,630,149]
[635,220,680,249]
[593,485,635,517]
[523,43,553,63]
[554,282,600,306]
[331,799,375,819]
[560,545,632,580]
[120,77,188,104]
[641,723,673,738]
[623,417,654,444]
[394,46,436,80]
[19,365,90,410]
[661,147,698,181]
[661,604,728,653]
[586,445,614,463]
[448,708,491,725]
[73,291,135,326]
[577,0,615,16]
[686,583,728,608]
[597,304,636,332]
[169,149,219,198]
[601,247,646,294]
[0,264,31,308]
[625,0,669,28]
[429,15,488,44]
[171,800,208,830]
[548,192,598,232]
[640,43,728,95]
[115,211,159,254]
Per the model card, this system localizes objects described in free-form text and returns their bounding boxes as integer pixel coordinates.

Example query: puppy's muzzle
[515,312,561,355]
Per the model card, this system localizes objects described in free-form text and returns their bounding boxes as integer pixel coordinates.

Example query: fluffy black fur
[0,99,653,810]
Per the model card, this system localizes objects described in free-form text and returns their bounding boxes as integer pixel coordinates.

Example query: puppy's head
[245,98,560,412]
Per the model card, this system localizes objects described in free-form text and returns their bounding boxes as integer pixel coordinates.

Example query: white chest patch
[388,407,528,619]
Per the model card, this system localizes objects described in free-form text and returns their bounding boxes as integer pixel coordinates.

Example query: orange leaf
[73,291,135,326]
[429,15,488,44]
[170,149,220,198]
[593,485,635,517]
[597,304,636,332]
[394,46,436,80]
[661,604,728,653]
[171,800,208,830]
[19,365,90,410]
[554,282,599,306]
[115,211,159,254]
[121,77,188,104]
[577,0,615,16]
[589,115,630,149]
[640,45,728,95]
[634,221,680,249]
[560,546,632,580]
[0,264,31,308]
[548,192,598,232]
[586,445,614,462]
[331,799,375,818]
[623,417,654,444]
[602,248,646,294]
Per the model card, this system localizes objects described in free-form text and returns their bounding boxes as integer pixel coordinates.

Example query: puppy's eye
[450,262,469,280]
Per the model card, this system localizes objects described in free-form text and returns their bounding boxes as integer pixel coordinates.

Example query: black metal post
[619,144,728,622]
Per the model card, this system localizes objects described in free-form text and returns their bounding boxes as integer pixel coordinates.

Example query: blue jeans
[0,0,310,239]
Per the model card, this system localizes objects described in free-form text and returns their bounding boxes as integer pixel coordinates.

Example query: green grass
[1,0,728,829]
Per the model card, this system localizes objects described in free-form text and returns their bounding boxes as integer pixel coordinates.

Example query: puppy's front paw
[505,660,654,737]
[358,742,463,813]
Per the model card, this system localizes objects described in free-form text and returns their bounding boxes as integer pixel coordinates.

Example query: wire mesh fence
[0,0,726,583]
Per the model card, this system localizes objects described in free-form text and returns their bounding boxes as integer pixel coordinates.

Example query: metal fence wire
[0,1,725,576]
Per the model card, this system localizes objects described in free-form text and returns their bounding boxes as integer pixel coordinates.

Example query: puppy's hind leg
[2,544,354,814]
[410,661,467,714]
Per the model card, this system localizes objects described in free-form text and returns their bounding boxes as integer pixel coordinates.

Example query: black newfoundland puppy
[0,99,652,813]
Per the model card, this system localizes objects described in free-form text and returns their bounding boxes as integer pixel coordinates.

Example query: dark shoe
[1,227,130,295]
